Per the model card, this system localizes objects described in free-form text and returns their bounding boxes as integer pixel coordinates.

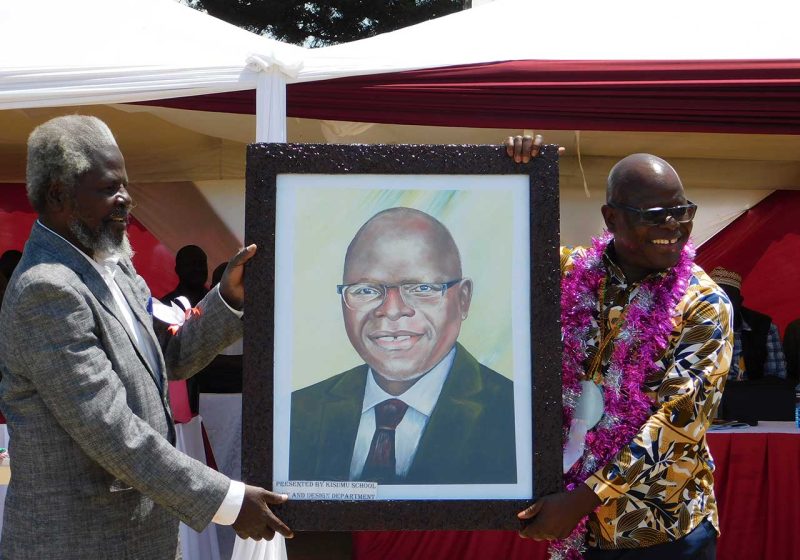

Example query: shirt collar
[603,239,670,287]
[362,346,456,417]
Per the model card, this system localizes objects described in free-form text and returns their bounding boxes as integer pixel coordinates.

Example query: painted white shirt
[349,347,455,480]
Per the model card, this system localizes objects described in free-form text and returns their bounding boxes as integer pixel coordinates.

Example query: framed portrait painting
[243,143,562,530]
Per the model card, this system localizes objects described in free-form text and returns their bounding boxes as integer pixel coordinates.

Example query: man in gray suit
[0,115,291,559]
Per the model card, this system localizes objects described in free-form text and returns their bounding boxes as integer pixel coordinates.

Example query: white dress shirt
[37,221,245,525]
[349,347,455,480]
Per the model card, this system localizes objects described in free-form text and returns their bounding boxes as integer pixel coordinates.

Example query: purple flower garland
[550,233,695,560]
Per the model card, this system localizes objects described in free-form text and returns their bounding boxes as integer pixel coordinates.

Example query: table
[200,393,288,560]
[352,422,800,560]
[710,421,800,560]
[175,416,223,560]
[200,393,243,559]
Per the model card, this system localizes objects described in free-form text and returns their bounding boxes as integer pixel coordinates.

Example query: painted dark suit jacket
[289,343,517,485]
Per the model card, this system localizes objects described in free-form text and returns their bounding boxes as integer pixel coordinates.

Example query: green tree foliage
[194,0,467,46]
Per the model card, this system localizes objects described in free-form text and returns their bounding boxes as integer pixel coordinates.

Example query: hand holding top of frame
[504,134,566,163]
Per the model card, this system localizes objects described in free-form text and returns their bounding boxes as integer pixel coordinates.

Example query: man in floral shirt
[508,138,733,560]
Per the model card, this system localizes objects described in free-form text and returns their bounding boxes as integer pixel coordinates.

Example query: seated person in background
[782,318,800,383]
[0,250,22,282]
[0,271,6,311]
[0,250,22,311]
[193,262,244,395]
[161,245,212,413]
[710,267,787,380]
[161,244,209,307]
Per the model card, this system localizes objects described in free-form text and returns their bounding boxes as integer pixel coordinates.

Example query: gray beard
[68,217,133,260]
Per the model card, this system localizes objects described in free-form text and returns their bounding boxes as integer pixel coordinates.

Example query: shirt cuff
[214,284,244,318]
[212,479,245,525]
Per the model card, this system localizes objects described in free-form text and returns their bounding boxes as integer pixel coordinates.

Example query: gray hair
[26,115,118,213]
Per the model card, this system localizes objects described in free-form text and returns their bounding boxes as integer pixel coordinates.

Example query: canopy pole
[256,68,287,143]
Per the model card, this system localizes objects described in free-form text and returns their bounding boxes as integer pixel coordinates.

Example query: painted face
[342,230,471,382]
[66,145,132,257]
[604,172,693,280]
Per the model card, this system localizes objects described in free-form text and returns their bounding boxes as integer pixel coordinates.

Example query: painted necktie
[360,398,409,483]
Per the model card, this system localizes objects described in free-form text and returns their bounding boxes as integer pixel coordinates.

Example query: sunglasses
[608,200,697,226]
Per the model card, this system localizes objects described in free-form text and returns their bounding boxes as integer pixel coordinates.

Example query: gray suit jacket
[0,223,243,559]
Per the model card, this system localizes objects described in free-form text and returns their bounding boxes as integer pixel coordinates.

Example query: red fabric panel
[707,432,800,560]
[763,434,800,559]
[125,218,179,299]
[0,184,178,297]
[352,530,547,560]
[140,59,800,134]
[168,381,193,424]
[352,431,800,560]
[695,190,800,335]
[0,184,36,255]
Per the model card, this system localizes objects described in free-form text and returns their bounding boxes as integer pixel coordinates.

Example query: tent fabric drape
[695,190,800,335]
[144,59,800,134]
[126,182,242,274]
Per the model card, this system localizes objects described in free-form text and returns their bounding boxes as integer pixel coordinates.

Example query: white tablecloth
[199,394,243,482]
[176,416,222,560]
[200,393,242,559]
[710,420,798,433]
[199,393,287,560]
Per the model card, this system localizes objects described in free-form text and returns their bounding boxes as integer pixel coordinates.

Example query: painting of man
[288,207,516,485]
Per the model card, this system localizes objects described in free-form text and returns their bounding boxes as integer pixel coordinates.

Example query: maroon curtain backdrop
[0,184,177,298]
[143,59,800,134]
[695,190,800,335]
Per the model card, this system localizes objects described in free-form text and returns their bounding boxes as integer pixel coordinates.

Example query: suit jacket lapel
[113,262,167,393]
[29,224,140,345]
[406,343,486,481]
[316,366,368,479]
[29,224,164,394]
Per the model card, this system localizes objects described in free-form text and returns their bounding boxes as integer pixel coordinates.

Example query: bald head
[601,153,692,283]
[344,207,462,283]
[340,207,472,392]
[606,153,683,205]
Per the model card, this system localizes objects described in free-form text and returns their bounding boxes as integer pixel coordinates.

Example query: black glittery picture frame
[243,143,562,531]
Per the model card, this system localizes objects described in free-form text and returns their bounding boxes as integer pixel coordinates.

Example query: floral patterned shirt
[560,244,734,550]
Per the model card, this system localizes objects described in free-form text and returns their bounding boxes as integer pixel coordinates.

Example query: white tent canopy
[7,0,800,111]
[0,0,304,107]
[0,0,312,143]
[2,0,799,264]
[304,0,800,74]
